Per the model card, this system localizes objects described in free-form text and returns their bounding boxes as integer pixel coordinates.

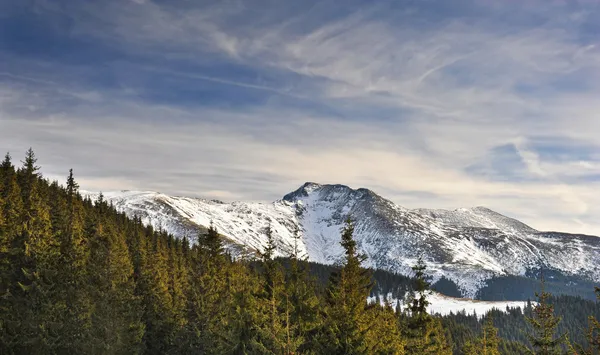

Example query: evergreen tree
[286,225,320,353]
[141,236,176,354]
[0,153,22,296]
[462,316,500,355]
[182,224,230,354]
[589,287,600,352]
[8,149,61,353]
[223,261,266,355]
[525,279,567,354]
[56,169,93,351]
[86,202,144,354]
[317,218,373,355]
[574,287,600,355]
[365,301,405,354]
[258,224,287,354]
[168,238,189,334]
[200,222,224,259]
[402,256,452,355]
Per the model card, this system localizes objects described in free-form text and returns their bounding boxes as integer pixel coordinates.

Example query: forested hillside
[0,149,598,354]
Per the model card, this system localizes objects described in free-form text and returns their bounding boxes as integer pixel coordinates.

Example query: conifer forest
[0,149,599,354]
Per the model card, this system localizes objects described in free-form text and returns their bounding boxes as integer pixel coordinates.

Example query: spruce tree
[222,261,265,355]
[402,256,452,355]
[86,203,144,354]
[0,153,21,295]
[258,224,287,353]
[462,316,500,355]
[9,149,61,353]
[183,224,230,353]
[200,222,224,259]
[286,225,320,353]
[365,301,405,354]
[141,236,176,354]
[590,287,600,352]
[57,169,93,351]
[318,218,373,355]
[574,287,600,355]
[168,237,188,332]
[525,279,567,354]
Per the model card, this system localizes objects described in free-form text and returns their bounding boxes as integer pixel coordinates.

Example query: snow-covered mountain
[82,182,600,298]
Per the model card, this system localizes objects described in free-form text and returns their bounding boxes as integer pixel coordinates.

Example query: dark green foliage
[525,280,567,354]
[441,294,600,355]
[571,286,600,355]
[462,316,500,355]
[432,276,463,298]
[478,273,599,301]
[401,256,452,354]
[316,218,388,354]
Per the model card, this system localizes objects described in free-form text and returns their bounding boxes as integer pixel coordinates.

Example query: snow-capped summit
[83,182,600,298]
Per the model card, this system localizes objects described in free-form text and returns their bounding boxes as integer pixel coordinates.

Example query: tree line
[0,149,598,354]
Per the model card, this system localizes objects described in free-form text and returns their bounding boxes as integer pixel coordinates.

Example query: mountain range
[82,182,600,298]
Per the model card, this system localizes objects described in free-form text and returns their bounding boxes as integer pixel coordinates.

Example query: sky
[2,0,600,235]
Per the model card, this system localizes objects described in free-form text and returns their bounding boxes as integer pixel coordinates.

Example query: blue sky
[2,0,600,234]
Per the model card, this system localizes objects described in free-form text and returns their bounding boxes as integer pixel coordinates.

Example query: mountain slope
[83,183,600,298]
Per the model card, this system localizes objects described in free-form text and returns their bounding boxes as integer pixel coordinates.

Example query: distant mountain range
[82,182,600,299]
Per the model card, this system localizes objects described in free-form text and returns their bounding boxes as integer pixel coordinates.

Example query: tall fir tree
[572,287,600,355]
[9,149,61,353]
[181,224,231,354]
[141,235,176,354]
[286,225,320,354]
[168,237,188,333]
[0,153,22,296]
[317,217,373,355]
[258,224,288,354]
[200,222,225,259]
[365,301,405,354]
[402,256,452,355]
[590,287,600,352]
[462,316,500,355]
[86,199,144,354]
[525,278,567,355]
[57,169,93,351]
[222,261,265,355]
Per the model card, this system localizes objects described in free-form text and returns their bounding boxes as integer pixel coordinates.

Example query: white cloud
[3,0,600,235]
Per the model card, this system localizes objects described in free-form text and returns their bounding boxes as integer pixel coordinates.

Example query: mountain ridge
[82,182,600,298]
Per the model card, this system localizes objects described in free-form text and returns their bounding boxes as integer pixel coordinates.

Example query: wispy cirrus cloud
[2,0,600,234]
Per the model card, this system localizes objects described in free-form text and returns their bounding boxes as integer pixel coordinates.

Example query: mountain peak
[282,182,379,203]
[282,182,323,201]
[82,186,600,299]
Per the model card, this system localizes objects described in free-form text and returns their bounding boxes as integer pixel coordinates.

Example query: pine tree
[462,316,500,355]
[86,202,144,354]
[525,279,567,354]
[258,224,287,353]
[168,237,188,332]
[180,224,231,354]
[0,153,22,296]
[590,287,600,352]
[402,256,452,355]
[141,236,176,354]
[365,301,405,354]
[200,222,224,259]
[8,149,61,353]
[573,287,600,355]
[317,217,373,355]
[285,225,320,353]
[56,169,93,351]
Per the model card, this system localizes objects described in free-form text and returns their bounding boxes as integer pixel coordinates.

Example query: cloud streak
[2,0,600,235]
